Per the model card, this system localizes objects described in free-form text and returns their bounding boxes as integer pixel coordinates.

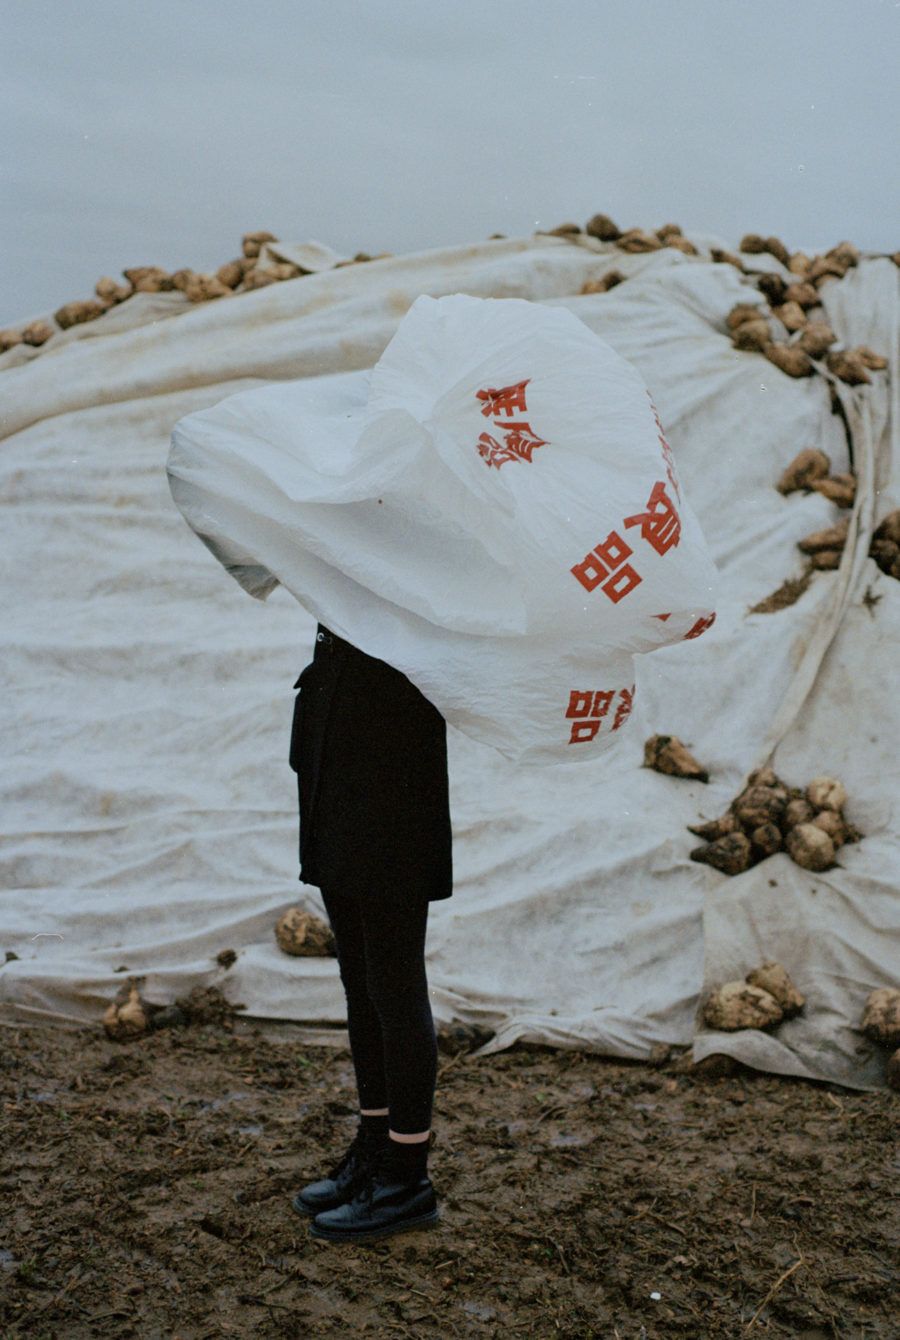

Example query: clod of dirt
[23,321,54,347]
[655,222,683,241]
[275,906,336,957]
[584,212,622,241]
[436,1019,496,1055]
[733,784,788,829]
[748,570,814,614]
[750,822,783,858]
[54,299,110,330]
[4,950,20,962]
[663,235,698,255]
[776,448,831,494]
[171,269,233,301]
[643,734,709,782]
[860,988,900,1048]
[691,831,752,875]
[546,221,582,235]
[580,271,625,294]
[811,810,847,846]
[745,963,805,1017]
[826,240,860,270]
[798,517,850,555]
[216,258,252,289]
[788,251,811,275]
[784,796,817,829]
[757,272,788,305]
[241,269,281,291]
[807,255,847,285]
[785,823,835,872]
[854,345,888,371]
[773,300,807,332]
[174,985,245,1026]
[122,265,175,291]
[242,230,278,259]
[726,302,765,331]
[687,813,739,841]
[689,768,860,876]
[809,548,843,570]
[784,280,820,308]
[731,318,773,352]
[616,228,663,253]
[806,776,848,812]
[710,247,745,270]
[95,276,133,304]
[797,321,838,357]
[873,509,900,545]
[702,981,783,1031]
[216,949,237,969]
[739,234,790,265]
[825,350,871,385]
[887,1048,900,1091]
[764,343,814,377]
[764,235,791,266]
[811,474,856,508]
[870,538,900,579]
[103,981,157,1041]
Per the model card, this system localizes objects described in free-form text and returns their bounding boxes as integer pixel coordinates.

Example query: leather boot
[292,1126,387,1217]
[308,1139,440,1243]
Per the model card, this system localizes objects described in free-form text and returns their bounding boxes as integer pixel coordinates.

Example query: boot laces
[325,1129,371,1183]
[359,1140,401,1207]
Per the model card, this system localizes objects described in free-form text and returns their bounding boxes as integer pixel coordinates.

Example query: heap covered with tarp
[1,217,897,1090]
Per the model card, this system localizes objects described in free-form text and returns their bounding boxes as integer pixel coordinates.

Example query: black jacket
[289,625,453,900]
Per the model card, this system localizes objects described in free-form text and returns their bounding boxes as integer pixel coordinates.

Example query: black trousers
[319,883,437,1134]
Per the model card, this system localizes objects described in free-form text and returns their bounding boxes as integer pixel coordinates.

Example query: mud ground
[1,1016,896,1339]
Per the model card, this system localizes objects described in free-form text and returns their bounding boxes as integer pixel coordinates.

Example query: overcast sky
[2,0,897,326]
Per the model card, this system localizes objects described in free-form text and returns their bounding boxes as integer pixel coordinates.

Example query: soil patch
[1,1020,896,1338]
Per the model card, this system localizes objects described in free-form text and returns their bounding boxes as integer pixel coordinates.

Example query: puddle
[547,1131,591,1148]
[462,1301,497,1321]
[0,1249,17,1270]
[197,1091,252,1112]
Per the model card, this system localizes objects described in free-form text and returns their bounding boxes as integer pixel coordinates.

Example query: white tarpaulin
[1,231,897,1090]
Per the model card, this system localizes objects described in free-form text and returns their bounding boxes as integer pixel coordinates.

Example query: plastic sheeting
[1,231,897,1090]
[166,292,720,766]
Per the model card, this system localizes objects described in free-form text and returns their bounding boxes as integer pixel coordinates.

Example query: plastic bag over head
[167,293,718,764]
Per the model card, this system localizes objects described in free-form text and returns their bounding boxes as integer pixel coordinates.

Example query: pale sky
[2,0,897,326]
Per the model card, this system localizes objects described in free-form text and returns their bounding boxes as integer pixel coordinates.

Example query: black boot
[308,1137,439,1243]
[292,1126,388,1217]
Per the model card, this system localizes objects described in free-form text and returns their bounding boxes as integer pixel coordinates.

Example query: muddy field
[1,1015,896,1339]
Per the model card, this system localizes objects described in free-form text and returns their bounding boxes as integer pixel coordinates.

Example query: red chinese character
[611,685,635,731]
[571,531,642,603]
[683,612,716,640]
[623,480,681,556]
[565,688,614,743]
[477,421,549,469]
[476,379,530,418]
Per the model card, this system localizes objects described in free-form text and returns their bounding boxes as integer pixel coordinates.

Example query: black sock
[358,1111,390,1142]
[384,1134,430,1181]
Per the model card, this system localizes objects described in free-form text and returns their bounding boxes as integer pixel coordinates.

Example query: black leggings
[319,886,437,1135]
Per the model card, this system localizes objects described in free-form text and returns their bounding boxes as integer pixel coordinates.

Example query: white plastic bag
[167,293,718,764]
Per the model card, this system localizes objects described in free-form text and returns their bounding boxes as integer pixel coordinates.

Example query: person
[288,623,452,1244]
